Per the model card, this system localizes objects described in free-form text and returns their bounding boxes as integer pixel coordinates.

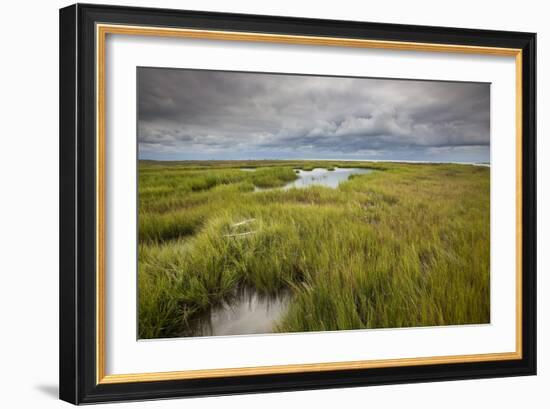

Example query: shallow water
[282,167,372,190]
[190,288,291,337]
[253,167,372,192]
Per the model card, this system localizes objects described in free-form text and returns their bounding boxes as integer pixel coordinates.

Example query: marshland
[138,160,490,339]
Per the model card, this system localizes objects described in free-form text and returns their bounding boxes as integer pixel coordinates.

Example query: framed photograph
[59,3,536,404]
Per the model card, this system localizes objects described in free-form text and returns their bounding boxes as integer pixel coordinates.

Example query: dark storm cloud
[137,68,490,162]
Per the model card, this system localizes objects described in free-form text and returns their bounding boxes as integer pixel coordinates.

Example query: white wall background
[0,0,546,407]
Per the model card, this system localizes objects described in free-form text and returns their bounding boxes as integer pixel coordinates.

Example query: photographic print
[137,68,490,339]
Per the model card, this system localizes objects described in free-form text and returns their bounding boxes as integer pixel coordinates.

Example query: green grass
[138,160,490,339]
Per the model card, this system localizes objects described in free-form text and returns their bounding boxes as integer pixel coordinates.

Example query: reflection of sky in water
[195,288,290,337]
[282,167,372,190]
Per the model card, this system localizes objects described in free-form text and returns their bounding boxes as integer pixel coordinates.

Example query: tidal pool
[282,167,373,190]
[189,288,291,337]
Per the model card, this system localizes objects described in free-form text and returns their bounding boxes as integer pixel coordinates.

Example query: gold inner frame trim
[95,23,523,385]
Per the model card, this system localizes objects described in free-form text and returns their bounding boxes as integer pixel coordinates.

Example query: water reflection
[282,167,372,190]
[189,288,291,337]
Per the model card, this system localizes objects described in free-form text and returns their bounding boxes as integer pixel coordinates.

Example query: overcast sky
[137,68,490,163]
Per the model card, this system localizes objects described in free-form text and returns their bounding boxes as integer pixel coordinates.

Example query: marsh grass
[138,160,489,339]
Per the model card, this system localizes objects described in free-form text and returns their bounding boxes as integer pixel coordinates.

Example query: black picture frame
[59,3,536,404]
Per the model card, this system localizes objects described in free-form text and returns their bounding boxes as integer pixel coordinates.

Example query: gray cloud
[138,68,490,162]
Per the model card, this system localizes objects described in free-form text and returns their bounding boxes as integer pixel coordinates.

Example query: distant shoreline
[139,158,491,167]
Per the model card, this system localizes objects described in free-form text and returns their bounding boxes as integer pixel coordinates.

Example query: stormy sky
[137,68,490,163]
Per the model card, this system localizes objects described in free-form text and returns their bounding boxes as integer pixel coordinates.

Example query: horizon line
[139,158,490,165]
